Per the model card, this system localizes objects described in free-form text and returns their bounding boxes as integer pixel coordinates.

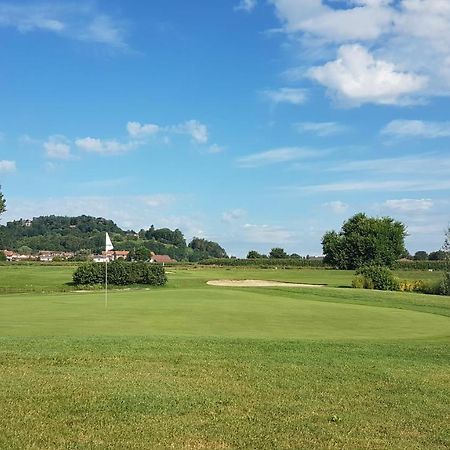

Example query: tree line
[0,213,227,262]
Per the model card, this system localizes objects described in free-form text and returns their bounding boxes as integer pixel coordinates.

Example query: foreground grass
[0,265,449,448]
[1,337,449,449]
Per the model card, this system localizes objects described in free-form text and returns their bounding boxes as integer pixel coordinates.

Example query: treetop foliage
[322,213,407,269]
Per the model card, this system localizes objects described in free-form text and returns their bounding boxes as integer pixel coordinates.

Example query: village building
[150,252,177,264]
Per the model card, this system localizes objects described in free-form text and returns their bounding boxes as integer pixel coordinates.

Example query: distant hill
[0,215,228,262]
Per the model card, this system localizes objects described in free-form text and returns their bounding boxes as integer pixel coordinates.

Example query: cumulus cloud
[269,0,450,104]
[308,44,427,105]
[173,120,209,144]
[126,121,160,138]
[0,160,16,173]
[43,135,72,159]
[381,120,450,139]
[0,2,128,48]
[237,147,322,168]
[262,87,308,105]
[75,137,137,154]
[294,121,348,136]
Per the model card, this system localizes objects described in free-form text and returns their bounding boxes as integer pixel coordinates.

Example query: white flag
[105,232,114,252]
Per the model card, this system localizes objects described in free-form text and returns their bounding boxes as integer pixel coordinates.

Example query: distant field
[0,263,444,293]
[0,264,449,448]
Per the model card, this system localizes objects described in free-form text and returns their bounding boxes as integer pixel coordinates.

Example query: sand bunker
[207,279,325,288]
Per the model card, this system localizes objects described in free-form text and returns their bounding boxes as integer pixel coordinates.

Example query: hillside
[0,215,227,262]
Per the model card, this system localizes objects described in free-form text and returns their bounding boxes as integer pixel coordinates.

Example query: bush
[354,265,400,291]
[73,261,167,286]
[440,272,450,296]
[398,279,426,292]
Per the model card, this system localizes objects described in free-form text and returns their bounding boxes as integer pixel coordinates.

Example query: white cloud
[269,0,450,102]
[308,44,427,105]
[382,198,434,213]
[173,120,208,144]
[126,121,160,138]
[43,135,72,159]
[331,155,450,175]
[323,201,349,214]
[288,179,450,193]
[235,0,257,12]
[75,137,137,154]
[0,160,16,173]
[242,223,294,244]
[222,209,246,223]
[294,121,347,136]
[262,87,308,105]
[381,120,450,139]
[0,3,128,48]
[237,147,322,168]
[270,0,393,40]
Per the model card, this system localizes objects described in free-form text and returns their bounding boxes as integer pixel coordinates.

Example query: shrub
[440,272,450,296]
[354,265,400,291]
[398,279,426,292]
[73,261,167,286]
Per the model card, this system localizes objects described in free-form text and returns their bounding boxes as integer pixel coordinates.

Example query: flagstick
[105,257,108,309]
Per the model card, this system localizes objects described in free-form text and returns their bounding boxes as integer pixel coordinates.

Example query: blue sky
[0,0,449,256]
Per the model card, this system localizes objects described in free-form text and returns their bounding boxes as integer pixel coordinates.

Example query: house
[104,250,129,260]
[150,253,176,264]
[94,250,130,262]
[38,251,74,262]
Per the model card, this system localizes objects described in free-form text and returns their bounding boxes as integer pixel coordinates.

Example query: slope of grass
[0,265,449,449]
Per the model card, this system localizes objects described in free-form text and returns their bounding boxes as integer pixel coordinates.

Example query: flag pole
[105,255,108,308]
[105,232,114,309]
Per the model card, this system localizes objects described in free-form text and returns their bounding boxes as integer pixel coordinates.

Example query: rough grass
[0,265,449,449]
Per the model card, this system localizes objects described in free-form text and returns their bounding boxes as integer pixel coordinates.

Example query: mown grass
[0,263,444,293]
[0,264,449,449]
[1,337,449,449]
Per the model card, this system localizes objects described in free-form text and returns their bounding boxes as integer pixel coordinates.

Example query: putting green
[0,288,449,340]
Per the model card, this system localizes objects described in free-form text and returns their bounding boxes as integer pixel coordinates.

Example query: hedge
[199,258,327,268]
[73,260,167,286]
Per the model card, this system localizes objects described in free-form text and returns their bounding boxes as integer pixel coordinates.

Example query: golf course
[0,264,449,449]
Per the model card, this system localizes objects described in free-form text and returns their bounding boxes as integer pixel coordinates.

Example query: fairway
[0,288,449,340]
[1,265,450,449]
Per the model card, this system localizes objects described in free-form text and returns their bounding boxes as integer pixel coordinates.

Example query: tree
[322,213,407,269]
[269,247,288,259]
[188,238,228,259]
[247,250,265,259]
[429,250,446,261]
[0,188,5,217]
[414,251,428,261]
[127,246,150,261]
[440,227,450,295]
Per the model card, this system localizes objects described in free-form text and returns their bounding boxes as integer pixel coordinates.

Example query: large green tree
[322,213,407,269]
[0,188,5,217]
[269,247,288,259]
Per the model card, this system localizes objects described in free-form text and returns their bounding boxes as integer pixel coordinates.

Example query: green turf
[1,288,449,340]
[0,264,449,449]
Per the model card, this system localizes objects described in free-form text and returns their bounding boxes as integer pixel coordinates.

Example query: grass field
[0,264,449,448]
